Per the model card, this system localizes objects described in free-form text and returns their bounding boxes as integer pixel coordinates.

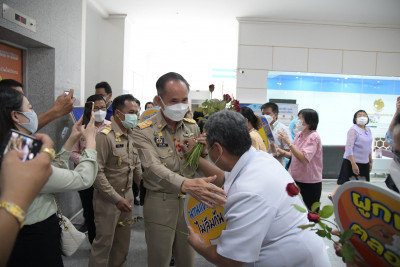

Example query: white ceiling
[94,0,400,26]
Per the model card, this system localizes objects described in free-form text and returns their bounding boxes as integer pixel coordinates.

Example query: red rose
[307,212,320,223]
[209,84,215,93]
[286,183,299,197]
[231,99,240,112]
[223,94,232,103]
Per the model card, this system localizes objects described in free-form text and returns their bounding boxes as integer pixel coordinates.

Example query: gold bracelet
[40,147,55,159]
[0,202,25,228]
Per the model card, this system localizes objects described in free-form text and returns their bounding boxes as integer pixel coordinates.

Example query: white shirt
[217,147,330,267]
[268,120,292,166]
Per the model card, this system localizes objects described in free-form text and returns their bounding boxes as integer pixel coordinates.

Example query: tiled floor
[64,178,386,267]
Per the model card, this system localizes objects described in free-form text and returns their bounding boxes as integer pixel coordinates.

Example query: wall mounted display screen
[267,71,400,146]
[0,42,23,82]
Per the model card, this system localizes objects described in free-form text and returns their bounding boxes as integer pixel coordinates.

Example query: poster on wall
[0,43,23,82]
[267,71,400,145]
[276,103,298,126]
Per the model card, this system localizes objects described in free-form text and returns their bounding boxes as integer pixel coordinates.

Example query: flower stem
[320,218,339,229]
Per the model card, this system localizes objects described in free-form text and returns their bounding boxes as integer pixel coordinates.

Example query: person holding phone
[0,79,76,130]
[70,94,111,244]
[0,86,98,266]
[0,134,53,266]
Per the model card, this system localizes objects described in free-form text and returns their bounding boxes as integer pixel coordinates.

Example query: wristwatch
[0,202,25,228]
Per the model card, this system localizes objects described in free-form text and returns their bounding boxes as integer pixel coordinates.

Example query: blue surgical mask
[17,111,38,134]
[118,111,138,129]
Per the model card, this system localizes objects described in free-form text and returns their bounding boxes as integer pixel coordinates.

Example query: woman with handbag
[330,110,373,200]
[0,87,98,267]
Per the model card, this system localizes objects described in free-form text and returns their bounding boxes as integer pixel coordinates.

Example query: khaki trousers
[144,193,194,267]
[89,188,133,267]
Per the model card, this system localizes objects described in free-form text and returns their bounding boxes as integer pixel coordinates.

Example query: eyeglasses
[93,107,107,112]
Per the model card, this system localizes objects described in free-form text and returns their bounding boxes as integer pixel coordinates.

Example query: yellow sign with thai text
[184,194,226,245]
[334,181,400,267]
[140,107,159,122]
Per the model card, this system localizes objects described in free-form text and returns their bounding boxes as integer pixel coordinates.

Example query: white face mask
[296,119,306,132]
[160,97,189,122]
[207,144,223,166]
[356,117,368,126]
[94,110,107,122]
[264,115,273,125]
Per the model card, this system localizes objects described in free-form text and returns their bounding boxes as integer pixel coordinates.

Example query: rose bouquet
[179,89,239,175]
[286,183,355,263]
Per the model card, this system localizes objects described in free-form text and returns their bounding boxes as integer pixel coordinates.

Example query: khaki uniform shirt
[132,112,200,193]
[94,120,142,204]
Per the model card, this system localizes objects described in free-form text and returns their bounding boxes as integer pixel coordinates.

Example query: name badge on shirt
[116,144,124,148]
[154,137,168,147]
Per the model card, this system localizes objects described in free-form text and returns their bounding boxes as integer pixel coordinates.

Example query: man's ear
[214,142,223,154]
[156,95,163,107]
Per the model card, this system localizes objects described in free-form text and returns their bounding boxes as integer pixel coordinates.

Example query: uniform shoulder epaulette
[100,124,112,135]
[138,120,152,129]
[183,118,196,124]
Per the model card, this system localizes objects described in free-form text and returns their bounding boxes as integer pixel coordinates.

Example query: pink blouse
[288,130,323,184]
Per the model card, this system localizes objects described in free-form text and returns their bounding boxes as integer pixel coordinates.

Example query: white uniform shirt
[217,147,330,267]
[268,120,292,166]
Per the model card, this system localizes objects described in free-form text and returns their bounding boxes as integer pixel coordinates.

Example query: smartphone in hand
[83,101,94,128]
[0,129,42,164]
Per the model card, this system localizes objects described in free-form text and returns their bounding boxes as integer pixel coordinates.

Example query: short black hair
[134,98,141,107]
[86,94,106,103]
[0,79,23,89]
[156,72,190,97]
[145,102,154,110]
[261,102,279,114]
[353,110,369,125]
[240,106,261,130]
[112,94,136,114]
[95,81,112,94]
[299,108,319,131]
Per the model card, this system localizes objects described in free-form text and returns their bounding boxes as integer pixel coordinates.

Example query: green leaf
[311,202,321,212]
[326,225,332,232]
[195,107,204,112]
[326,232,332,240]
[340,230,354,243]
[319,205,334,218]
[293,204,307,213]
[318,221,327,229]
[316,230,326,237]
[298,224,315,229]
[341,243,355,263]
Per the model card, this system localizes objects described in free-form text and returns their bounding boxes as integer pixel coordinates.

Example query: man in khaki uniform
[132,72,227,267]
[89,94,142,267]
